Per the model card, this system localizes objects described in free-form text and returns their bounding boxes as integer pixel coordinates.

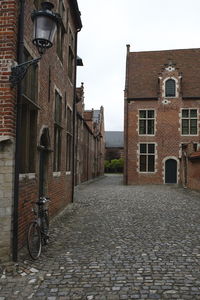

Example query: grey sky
[77,0,200,131]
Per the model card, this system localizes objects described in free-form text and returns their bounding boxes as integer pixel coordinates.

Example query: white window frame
[162,77,178,98]
[138,109,155,136]
[181,108,198,136]
[138,143,156,173]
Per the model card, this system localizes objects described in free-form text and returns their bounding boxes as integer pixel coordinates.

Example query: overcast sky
[76,0,200,131]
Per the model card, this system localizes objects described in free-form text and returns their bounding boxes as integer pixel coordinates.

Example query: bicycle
[27,196,50,260]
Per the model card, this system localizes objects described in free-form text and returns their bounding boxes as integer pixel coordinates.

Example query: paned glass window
[165,79,176,97]
[66,107,72,171]
[139,110,155,135]
[139,143,155,172]
[56,0,65,62]
[68,46,74,81]
[20,48,38,173]
[53,91,62,171]
[181,109,198,135]
[22,49,38,102]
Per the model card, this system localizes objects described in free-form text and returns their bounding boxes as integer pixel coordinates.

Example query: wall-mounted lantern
[10,1,61,86]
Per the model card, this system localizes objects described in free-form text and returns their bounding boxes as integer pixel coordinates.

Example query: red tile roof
[127,48,200,99]
[189,151,200,160]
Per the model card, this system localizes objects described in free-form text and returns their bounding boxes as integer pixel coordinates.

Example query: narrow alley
[1,175,200,299]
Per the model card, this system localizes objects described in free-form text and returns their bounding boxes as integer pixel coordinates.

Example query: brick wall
[16,0,78,251]
[124,48,200,186]
[75,89,105,184]
[0,0,82,260]
[0,0,18,137]
[0,0,18,262]
[187,160,200,191]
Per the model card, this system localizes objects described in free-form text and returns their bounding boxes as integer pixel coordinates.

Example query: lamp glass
[33,15,57,50]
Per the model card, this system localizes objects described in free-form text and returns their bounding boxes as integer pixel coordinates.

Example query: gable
[127,48,200,99]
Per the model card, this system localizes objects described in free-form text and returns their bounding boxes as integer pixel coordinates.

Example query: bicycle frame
[27,196,50,259]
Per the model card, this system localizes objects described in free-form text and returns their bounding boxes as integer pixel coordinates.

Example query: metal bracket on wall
[9,57,41,87]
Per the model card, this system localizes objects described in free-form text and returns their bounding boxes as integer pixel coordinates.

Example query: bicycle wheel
[27,222,42,259]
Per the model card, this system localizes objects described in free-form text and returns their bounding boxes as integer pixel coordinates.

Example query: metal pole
[12,0,25,262]
[72,30,79,202]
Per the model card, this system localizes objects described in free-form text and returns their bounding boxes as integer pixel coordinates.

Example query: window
[139,110,155,135]
[165,79,176,97]
[56,25,65,61]
[56,0,65,61]
[139,143,155,172]
[53,91,62,172]
[66,107,72,171]
[22,49,38,103]
[34,0,42,9]
[68,47,74,81]
[181,109,198,135]
[68,29,74,81]
[193,143,198,151]
[20,49,38,173]
[20,105,37,173]
[59,0,65,20]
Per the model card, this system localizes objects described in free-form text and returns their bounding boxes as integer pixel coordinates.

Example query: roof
[71,0,82,30]
[189,151,200,160]
[126,48,200,99]
[105,131,124,148]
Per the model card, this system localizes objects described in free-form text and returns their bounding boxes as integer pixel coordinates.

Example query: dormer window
[165,79,176,97]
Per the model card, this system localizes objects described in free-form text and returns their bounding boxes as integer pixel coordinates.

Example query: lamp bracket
[10,56,41,87]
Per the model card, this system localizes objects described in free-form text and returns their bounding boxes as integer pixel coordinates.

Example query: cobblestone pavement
[1,175,200,299]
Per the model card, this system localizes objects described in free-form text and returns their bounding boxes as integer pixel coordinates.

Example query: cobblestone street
[1,175,200,299]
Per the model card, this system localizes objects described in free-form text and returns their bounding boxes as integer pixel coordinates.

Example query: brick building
[180,142,200,191]
[124,45,200,187]
[0,0,82,261]
[75,84,105,184]
[105,131,124,161]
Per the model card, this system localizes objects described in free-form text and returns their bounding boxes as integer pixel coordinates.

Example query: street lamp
[10,1,61,86]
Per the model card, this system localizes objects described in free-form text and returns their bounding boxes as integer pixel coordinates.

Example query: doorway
[165,159,177,184]
[39,128,50,197]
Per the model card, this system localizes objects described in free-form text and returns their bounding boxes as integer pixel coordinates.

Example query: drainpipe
[72,29,81,202]
[12,0,25,261]
[124,45,130,185]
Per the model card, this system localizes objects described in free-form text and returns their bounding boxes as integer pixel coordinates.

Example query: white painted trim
[53,172,61,177]
[54,85,63,99]
[137,142,157,174]
[137,109,156,136]
[19,173,36,181]
[162,156,179,184]
[180,108,199,136]
[162,77,179,98]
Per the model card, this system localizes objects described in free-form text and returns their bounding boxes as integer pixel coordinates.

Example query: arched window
[165,79,176,97]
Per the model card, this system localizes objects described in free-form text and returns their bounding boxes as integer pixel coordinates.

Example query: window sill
[181,134,198,136]
[53,171,61,177]
[19,173,36,181]
[164,96,177,98]
[138,171,156,174]
[138,134,155,136]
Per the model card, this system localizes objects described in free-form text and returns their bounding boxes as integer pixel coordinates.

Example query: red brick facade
[0,0,18,138]
[0,0,82,260]
[75,84,105,184]
[124,46,200,188]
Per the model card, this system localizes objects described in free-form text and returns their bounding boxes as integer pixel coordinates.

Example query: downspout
[87,132,89,180]
[12,0,25,261]
[72,28,81,202]
[124,45,130,185]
